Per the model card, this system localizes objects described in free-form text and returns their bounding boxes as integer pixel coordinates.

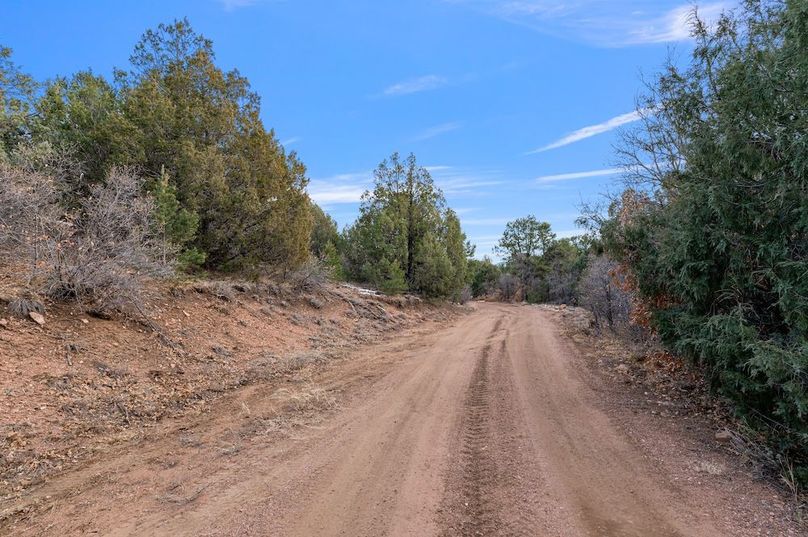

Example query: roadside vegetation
[467,0,807,493]
[604,0,806,492]
[0,19,472,323]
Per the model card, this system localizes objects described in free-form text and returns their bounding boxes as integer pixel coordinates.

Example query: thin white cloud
[219,0,258,11]
[469,234,502,245]
[411,122,462,142]
[453,207,478,215]
[425,165,454,172]
[383,75,448,97]
[528,110,641,153]
[280,136,301,146]
[309,185,365,205]
[461,217,514,226]
[308,171,372,205]
[626,3,728,44]
[430,166,504,196]
[535,167,624,183]
[446,1,732,47]
[309,165,504,206]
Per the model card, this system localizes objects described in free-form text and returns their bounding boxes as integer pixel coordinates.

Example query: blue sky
[2,0,732,257]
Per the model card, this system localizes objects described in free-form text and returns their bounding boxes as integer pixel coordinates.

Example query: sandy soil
[1,302,802,536]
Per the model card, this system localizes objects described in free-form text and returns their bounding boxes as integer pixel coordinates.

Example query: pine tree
[343,152,470,298]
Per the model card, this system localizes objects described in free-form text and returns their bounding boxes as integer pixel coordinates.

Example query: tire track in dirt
[439,314,544,537]
[489,337,546,537]
[441,339,498,536]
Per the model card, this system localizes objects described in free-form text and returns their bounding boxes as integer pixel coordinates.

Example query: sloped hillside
[0,277,460,503]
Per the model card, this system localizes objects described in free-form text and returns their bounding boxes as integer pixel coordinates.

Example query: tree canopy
[15,18,312,273]
[343,152,470,299]
[495,215,555,261]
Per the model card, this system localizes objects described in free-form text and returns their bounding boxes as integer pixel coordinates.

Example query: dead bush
[0,164,65,279]
[576,255,640,338]
[273,386,337,412]
[287,259,330,293]
[263,351,328,375]
[7,295,45,318]
[498,273,520,301]
[193,281,236,302]
[46,168,172,314]
[458,286,473,304]
[0,164,174,317]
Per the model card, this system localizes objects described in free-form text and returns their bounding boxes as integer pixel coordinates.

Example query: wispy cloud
[528,110,641,153]
[461,217,514,226]
[383,75,448,97]
[218,0,258,11]
[411,122,462,142]
[308,171,372,205]
[446,1,732,47]
[626,3,729,44]
[535,167,624,183]
[453,207,479,216]
[280,136,301,146]
[469,234,502,246]
[309,165,504,206]
[428,166,504,195]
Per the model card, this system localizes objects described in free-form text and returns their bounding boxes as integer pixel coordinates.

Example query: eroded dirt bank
[2,303,802,536]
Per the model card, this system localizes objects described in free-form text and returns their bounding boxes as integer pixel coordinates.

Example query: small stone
[81,319,89,324]
[29,311,45,326]
[0,318,8,329]
[715,429,733,443]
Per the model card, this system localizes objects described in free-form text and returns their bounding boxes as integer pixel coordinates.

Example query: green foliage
[309,203,344,280]
[444,209,469,301]
[602,0,808,483]
[544,238,589,303]
[152,167,205,268]
[410,232,454,298]
[374,258,408,295]
[494,215,558,303]
[35,71,138,190]
[28,19,312,274]
[342,152,469,299]
[468,256,501,298]
[310,203,340,259]
[488,215,591,304]
[0,46,37,160]
[321,241,345,281]
[495,215,555,260]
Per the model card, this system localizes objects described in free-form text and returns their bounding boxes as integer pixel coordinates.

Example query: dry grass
[272,385,337,412]
[6,296,44,318]
[193,280,236,302]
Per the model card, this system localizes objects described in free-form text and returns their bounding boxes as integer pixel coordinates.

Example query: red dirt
[1,301,803,536]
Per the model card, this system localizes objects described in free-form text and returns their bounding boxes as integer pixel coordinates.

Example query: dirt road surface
[2,303,799,536]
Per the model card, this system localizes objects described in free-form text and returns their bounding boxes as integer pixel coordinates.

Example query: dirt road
[3,303,798,536]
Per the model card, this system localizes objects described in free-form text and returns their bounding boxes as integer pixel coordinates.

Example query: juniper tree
[603,0,808,483]
[343,152,470,298]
